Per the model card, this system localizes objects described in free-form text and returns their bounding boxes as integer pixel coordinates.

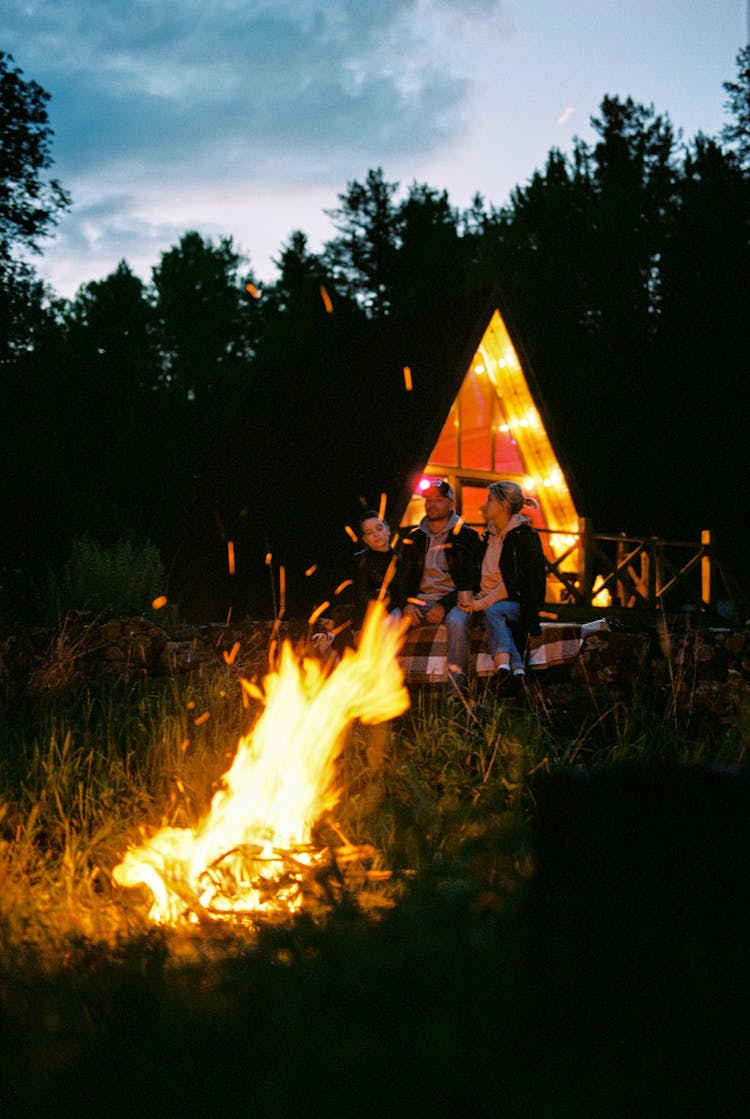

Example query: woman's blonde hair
[488,480,538,514]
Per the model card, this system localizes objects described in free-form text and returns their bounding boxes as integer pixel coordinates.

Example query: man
[400,480,480,696]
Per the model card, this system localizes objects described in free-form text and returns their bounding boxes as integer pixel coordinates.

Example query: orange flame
[403,365,413,391]
[113,603,409,925]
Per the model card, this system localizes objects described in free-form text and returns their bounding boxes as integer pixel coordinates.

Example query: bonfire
[114,602,409,925]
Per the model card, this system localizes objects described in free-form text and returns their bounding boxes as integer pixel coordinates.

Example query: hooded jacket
[400,512,481,615]
[477,517,546,640]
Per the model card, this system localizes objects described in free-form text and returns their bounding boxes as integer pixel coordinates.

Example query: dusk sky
[3,1,747,299]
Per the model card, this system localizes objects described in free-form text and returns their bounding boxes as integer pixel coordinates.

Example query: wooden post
[581,518,594,606]
[646,538,657,610]
[616,537,627,607]
[654,540,665,604]
[701,529,711,607]
[640,548,651,608]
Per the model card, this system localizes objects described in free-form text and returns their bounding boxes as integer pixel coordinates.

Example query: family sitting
[333,479,546,699]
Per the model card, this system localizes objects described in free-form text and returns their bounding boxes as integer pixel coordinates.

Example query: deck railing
[539,522,737,622]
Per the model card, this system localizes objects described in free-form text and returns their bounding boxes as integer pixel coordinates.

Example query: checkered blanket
[398,620,608,683]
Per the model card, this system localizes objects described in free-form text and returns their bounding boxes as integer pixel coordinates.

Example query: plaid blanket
[398,620,606,683]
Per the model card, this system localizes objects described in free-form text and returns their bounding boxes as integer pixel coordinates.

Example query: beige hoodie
[474,513,529,611]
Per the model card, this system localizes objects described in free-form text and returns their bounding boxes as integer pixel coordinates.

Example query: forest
[2,47,749,622]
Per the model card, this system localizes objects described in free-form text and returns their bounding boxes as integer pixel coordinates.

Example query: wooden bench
[398,620,609,685]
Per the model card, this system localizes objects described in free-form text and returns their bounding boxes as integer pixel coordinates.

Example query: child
[352,511,404,624]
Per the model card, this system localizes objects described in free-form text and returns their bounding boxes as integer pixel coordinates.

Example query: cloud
[5,0,513,181]
[2,0,517,292]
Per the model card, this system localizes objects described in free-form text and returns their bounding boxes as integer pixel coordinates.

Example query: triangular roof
[394,289,582,537]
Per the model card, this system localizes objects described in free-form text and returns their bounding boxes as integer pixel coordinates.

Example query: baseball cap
[423,479,455,500]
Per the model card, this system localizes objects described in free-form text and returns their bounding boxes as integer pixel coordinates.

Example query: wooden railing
[539,522,737,622]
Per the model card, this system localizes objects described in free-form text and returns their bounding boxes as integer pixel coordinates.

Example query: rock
[571,630,652,687]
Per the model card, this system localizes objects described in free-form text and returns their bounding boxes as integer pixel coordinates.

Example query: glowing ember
[319,284,334,313]
[113,603,409,925]
[308,600,330,625]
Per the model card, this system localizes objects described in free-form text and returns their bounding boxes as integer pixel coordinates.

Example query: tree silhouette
[0,52,70,261]
[722,44,750,168]
[57,262,160,536]
[0,52,70,365]
[151,231,257,407]
[323,168,401,316]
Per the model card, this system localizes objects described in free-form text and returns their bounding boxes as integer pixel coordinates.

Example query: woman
[460,481,546,688]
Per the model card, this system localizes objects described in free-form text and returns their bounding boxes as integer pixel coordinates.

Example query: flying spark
[320,285,334,313]
[309,601,331,625]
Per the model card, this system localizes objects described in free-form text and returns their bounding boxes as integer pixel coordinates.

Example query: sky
[3,0,748,299]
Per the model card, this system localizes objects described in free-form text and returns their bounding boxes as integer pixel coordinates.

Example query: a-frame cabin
[395,291,582,605]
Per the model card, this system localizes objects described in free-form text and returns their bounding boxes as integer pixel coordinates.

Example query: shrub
[36,534,173,624]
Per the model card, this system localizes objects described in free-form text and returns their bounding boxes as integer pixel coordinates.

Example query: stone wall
[1,614,748,715]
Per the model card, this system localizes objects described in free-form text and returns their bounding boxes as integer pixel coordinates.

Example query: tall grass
[2,665,747,951]
[2,664,749,1117]
[0,664,256,949]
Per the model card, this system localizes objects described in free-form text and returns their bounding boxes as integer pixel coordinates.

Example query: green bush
[36,534,174,624]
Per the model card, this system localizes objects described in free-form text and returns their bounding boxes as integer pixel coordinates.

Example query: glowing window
[431,402,458,466]
[459,484,488,528]
[459,371,492,470]
[494,424,525,473]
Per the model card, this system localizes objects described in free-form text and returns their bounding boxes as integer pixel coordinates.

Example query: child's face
[360,517,391,553]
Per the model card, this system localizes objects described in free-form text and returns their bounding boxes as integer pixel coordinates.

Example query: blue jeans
[483,600,523,672]
[412,602,472,694]
[444,604,472,691]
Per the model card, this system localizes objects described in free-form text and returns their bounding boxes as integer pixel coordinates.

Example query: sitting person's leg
[444,604,473,694]
[484,600,524,674]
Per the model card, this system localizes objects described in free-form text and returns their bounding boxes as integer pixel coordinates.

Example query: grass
[1,654,749,1117]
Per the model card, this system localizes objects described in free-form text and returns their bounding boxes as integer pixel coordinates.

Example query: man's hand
[425,604,446,624]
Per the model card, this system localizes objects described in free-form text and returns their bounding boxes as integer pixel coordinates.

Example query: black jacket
[352,547,405,624]
[479,521,546,641]
[400,520,481,614]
